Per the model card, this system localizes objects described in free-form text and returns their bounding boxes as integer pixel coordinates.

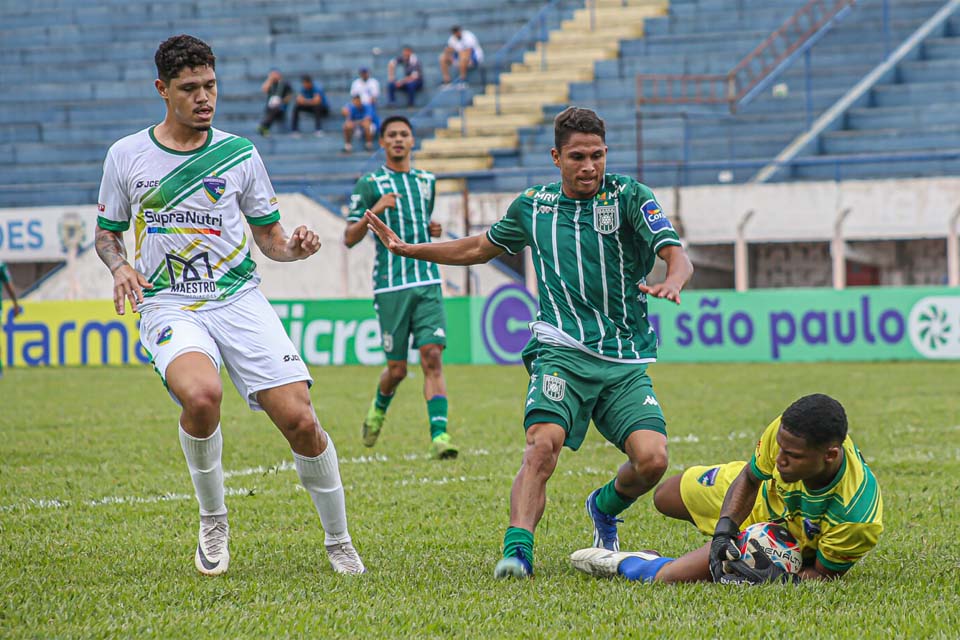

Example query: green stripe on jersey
[488,174,682,362]
[348,166,441,292]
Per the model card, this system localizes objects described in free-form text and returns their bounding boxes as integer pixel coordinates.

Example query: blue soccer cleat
[586,488,623,552]
[494,549,533,579]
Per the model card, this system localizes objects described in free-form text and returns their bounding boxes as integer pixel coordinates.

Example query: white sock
[179,424,227,517]
[293,436,351,546]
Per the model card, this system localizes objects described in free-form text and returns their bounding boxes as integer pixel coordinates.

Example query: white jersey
[447,30,484,63]
[97,126,279,311]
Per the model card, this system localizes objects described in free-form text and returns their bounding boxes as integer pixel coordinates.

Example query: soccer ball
[737,522,802,574]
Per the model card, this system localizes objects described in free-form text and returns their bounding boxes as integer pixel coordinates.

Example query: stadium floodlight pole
[832,207,852,290]
[735,209,754,292]
[949,204,960,287]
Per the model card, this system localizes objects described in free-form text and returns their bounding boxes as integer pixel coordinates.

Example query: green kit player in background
[0,260,24,377]
[365,107,695,577]
[344,115,459,460]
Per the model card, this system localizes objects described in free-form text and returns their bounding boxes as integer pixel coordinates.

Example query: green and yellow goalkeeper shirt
[750,417,884,571]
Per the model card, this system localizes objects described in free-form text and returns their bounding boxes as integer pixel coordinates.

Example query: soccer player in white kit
[94,34,364,576]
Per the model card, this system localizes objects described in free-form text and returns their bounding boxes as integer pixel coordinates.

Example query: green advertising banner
[5,286,959,367]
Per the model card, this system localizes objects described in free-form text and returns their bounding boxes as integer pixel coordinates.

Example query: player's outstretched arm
[95,225,150,315]
[638,244,694,304]
[251,221,321,262]
[364,210,503,265]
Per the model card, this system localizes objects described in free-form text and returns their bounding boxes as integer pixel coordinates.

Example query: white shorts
[139,289,312,410]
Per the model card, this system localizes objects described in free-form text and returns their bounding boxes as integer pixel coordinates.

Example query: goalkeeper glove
[709,516,741,582]
[719,540,801,585]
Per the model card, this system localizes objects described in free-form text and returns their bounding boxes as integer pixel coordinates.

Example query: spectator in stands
[258,69,293,136]
[386,46,424,108]
[0,259,23,378]
[350,67,381,107]
[291,75,330,136]
[342,93,378,153]
[440,25,484,86]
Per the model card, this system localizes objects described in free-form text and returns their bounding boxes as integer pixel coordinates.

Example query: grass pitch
[2,362,959,638]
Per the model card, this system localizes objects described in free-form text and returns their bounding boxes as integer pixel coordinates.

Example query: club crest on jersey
[417,178,432,200]
[641,199,672,233]
[542,373,566,401]
[593,198,620,234]
[202,176,226,204]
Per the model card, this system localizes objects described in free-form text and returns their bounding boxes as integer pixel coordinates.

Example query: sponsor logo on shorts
[97,203,106,212]
[382,331,394,352]
[642,395,659,406]
[433,327,445,337]
[542,373,566,401]
[803,518,821,538]
[157,325,173,346]
[641,199,673,233]
[283,354,301,362]
[697,466,720,486]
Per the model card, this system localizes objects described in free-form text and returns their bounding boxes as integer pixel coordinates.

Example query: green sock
[427,395,448,439]
[502,526,534,565]
[595,478,637,517]
[375,387,394,412]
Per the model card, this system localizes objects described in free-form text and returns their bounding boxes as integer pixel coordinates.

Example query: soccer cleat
[361,400,386,447]
[195,514,230,576]
[325,541,366,574]
[569,548,662,578]
[494,550,533,579]
[585,489,624,551]
[429,432,459,460]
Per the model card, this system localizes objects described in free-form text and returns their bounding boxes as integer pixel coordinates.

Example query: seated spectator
[291,74,330,136]
[350,67,381,107]
[342,94,378,153]
[440,25,484,86]
[387,46,424,108]
[258,69,293,136]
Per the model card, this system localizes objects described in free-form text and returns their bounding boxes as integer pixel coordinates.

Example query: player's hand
[112,264,151,315]
[364,210,409,256]
[719,540,800,585]
[709,516,741,582]
[638,282,682,304]
[370,193,398,216]
[428,221,442,238]
[286,225,321,259]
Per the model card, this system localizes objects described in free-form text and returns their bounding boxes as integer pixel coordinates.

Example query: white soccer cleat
[326,541,366,574]
[195,514,230,576]
[569,548,661,578]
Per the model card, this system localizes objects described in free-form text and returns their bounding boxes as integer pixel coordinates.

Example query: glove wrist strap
[714,516,739,538]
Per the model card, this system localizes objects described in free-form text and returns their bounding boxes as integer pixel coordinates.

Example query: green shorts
[523,345,666,451]
[373,284,447,361]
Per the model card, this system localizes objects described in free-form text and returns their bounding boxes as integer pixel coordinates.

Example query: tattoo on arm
[95,226,128,273]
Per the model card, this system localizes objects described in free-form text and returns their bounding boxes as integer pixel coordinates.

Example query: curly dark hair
[781,393,848,447]
[155,34,216,83]
[554,106,605,150]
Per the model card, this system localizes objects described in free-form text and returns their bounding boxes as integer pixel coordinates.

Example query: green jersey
[348,166,441,293]
[487,174,681,363]
[0,261,9,302]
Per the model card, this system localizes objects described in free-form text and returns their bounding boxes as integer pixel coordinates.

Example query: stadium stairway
[416,0,669,178]
[465,0,958,193]
[0,0,580,209]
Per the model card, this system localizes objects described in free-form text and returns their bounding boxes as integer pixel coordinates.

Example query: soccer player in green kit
[364,107,694,577]
[344,115,459,460]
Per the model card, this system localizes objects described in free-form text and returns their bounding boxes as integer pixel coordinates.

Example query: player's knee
[386,360,407,382]
[523,433,562,478]
[631,447,669,484]
[283,410,320,445]
[420,348,442,374]
[178,382,222,417]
